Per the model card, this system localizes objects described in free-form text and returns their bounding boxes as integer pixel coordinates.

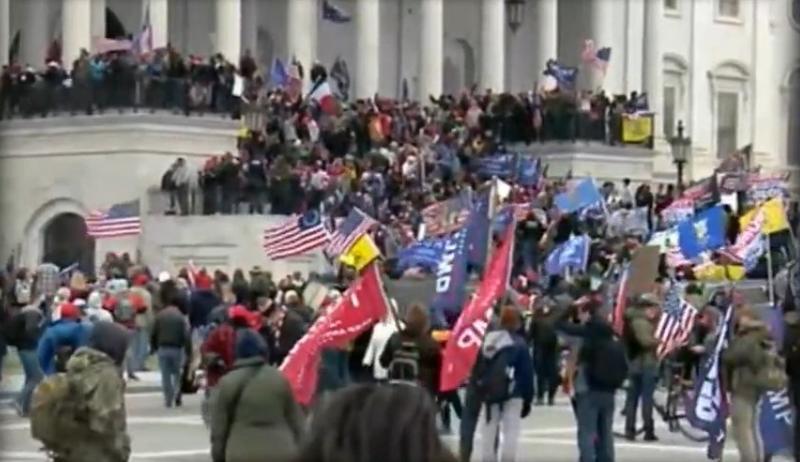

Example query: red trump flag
[439,221,516,392]
[280,263,389,405]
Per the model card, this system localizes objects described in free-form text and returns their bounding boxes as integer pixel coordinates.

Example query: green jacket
[210,357,305,462]
[723,324,774,403]
[625,306,659,372]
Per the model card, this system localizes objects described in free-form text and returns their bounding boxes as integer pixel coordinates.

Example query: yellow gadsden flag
[739,197,789,235]
[693,263,746,282]
[339,234,381,272]
[621,114,654,144]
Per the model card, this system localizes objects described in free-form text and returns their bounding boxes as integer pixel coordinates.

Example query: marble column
[533,0,557,68]
[145,0,169,50]
[20,0,50,66]
[240,0,258,57]
[355,0,380,98]
[480,0,504,91]
[643,0,662,136]
[419,0,443,99]
[0,0,8,65]
[287,0,317,77]
[62,0,92,67]
[590,0,622,94]
[215,0,241,61]
[91,0,105,42]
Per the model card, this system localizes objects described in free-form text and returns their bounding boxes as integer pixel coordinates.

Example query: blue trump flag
[431,227,470,317]
[466,190,491,270]
[395,237,447,273]
[516,157,540,187]
[554,178,603,214]
[677,205,726,259]
[475,154,517,179]
[270,58,289,88]
[758,389,794,458]
[545,234,591,275]
[543,59,578,88]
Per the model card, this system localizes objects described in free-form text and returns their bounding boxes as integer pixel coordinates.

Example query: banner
[621,113,654,144]
[660,198,695,227]
[746,173,789,204]
[740,197,789,235]
[430,227,470,317]
[340,234,381,272]
[439,220,516,392]
[554,178,603,214]
[280,263,389,405]
[687,304,734,459]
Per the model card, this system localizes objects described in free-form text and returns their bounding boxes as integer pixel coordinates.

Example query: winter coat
[624,305,660,372]
[723,323,776,403]
[477,329,534,403]
[189,289,220,328]
[201,324,237,387]
[380,330,442,395]
[37,320,92,375]
[210,357,304,462]
[6,304,44,350]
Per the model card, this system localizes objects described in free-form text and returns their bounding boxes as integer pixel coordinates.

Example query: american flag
[655,284,699,359]
[326,208,378,257]
[263,210,330,260]
[85,200,142,238]
[581,39,612,75]
[422,191,472,237]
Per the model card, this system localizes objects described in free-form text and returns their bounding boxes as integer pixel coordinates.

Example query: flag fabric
[340,234,381,272]
[554,178,604,214]
[739,197,789,235]
[677,205,726,259]
[263,210,330,260]
[719,209,765,269]
[330,56,351,101]
[286,59,304,102]
[660,198,695,227]
[655,284,699,359]
[322,0,352,23]
[666,246,693,268]
[94,38,133,55]
[430,227,470,317]
[611,266,629,336]
[758,389,794,458]
[280,263,389,405]
[581,40,612,75]
[440,219,516,392]
[466,189,491,269]
[543,59,578,88]
[687,303,734,459]
[85,200,142,238]
[395,236,449,273]
[270,58,289,88]
[308,79,338,115]
[516,157,541,187]
[745,173,789,204]
[475,154,516,179]
[325,208,377,258]
[422,191,472,237]
[545,234,591,275]
[133,4,153,55]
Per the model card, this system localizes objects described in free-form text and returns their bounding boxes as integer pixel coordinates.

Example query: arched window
[663,54,689,137]
[709,61,750,158]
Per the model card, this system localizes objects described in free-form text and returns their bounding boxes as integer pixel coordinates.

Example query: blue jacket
[189,289,220,328]
[477,329,534,404]
[37,320,92,375]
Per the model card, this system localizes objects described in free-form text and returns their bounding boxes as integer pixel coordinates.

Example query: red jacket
[201,324,236,387]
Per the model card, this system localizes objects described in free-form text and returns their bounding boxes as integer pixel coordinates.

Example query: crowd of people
[0,44,799,462]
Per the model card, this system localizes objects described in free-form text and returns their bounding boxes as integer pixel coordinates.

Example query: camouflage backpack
[30,348,130,462]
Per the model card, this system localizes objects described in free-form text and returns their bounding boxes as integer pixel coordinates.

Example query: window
[665,0,678,12]
[791,0,800,30]
[717,0,740,18]
[663,86,676,137]
[716,92,739,158]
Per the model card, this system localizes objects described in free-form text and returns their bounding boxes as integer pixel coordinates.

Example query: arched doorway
[42,213,95,276]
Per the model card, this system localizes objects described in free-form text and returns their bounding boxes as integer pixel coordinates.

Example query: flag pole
[766,232,774,306]
[485,176,499,268]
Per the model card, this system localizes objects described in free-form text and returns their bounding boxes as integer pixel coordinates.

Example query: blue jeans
[157,347,185,407]
[575,390,615,462]
[624,366,658,434]
[129,327,149,372]
[18,349,44,415]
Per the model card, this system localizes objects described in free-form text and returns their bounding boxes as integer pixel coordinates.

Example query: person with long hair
[295,383,457,462]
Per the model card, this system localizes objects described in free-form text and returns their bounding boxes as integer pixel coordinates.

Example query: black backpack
[388,340,420,383]
[585,336,628,391]
[473,348,514,405]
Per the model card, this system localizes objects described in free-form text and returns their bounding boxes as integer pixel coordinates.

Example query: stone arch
[257,26,275,72]
[43,213,96,276]
[663,53,689,74]
[443,38,476,94]
[710,60,751,81]
[21,198,89,270]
